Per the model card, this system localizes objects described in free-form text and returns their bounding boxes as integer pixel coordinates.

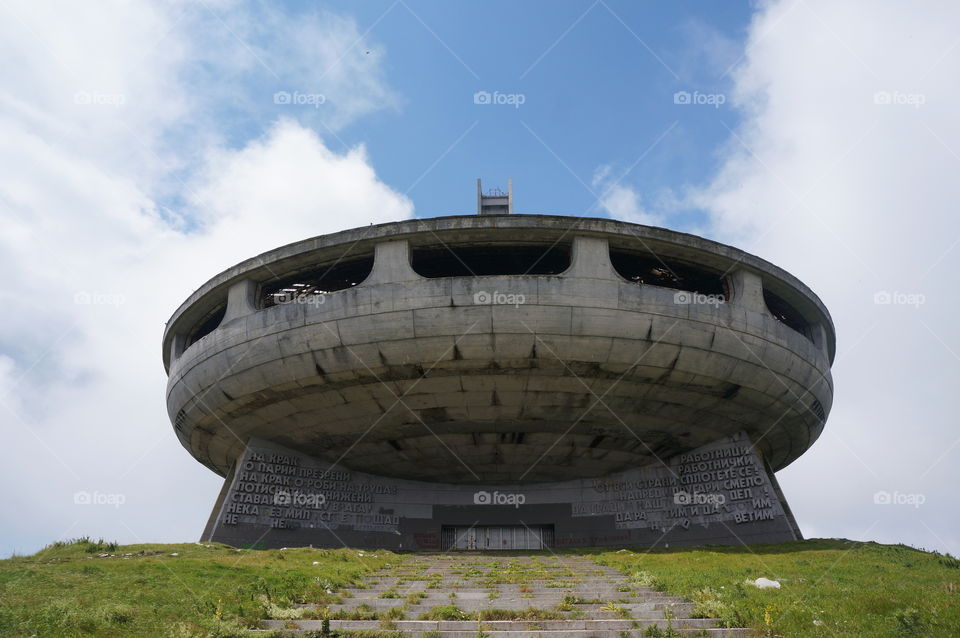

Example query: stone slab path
[261,553,751,637]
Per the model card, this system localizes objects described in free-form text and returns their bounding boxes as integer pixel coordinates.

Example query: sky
[1,0,958,558]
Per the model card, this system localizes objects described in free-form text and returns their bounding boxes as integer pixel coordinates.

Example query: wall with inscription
[203,432,801,550]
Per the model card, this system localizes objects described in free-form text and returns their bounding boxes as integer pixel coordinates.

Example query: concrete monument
[163,193,833,550]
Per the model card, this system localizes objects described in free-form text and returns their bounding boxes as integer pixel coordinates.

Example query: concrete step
[347,580,654,593]
[325,611,678,622]
[423,595,646,603]
[344,586,657,596]
[370,567,604,580]
[410,567,589,571]
[333,593,684,604]
[274,631,742,637]
[260,619,752,636]
[355,619,711,629]
[258,554,751,637]
[340,591,681,600]
[573,596,688,613]
[364,576,627,581]
[326,601,686,615]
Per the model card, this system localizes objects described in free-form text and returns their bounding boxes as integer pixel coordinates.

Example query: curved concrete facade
[164,215,834,485]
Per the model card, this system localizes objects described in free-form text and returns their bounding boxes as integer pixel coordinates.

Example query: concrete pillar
[811,322,830,356]
[223,279,258,323]
[169,332,186,362]
[565,236,618,279]
[362,240,422,285]
[727,269,768,314]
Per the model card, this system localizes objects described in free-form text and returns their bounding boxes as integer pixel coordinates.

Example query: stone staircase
[261,554,751,637]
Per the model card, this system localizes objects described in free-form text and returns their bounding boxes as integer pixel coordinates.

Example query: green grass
[417,604,468,620]
[476,607,566,621]
[417,606,566,622]
[0,537,398,637]
[4,537,958,637]
[587,539,960,637]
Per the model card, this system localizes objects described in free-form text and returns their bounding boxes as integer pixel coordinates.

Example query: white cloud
[181,3,400,134]
[694,0,960,554]
[0,1,411,556]
[592,165,667,227]
[672,18,743,80]
[190,119,411,261]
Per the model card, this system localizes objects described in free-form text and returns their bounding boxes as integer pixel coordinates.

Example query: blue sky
[339,0,745,222]
[3,0,960,560]
[166,0,750,228]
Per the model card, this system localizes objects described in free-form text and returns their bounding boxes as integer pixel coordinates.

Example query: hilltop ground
[0,538,957,637]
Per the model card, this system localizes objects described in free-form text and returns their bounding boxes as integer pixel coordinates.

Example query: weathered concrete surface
[259,552,753,636]
[203,432,801,550]
[165,219,833,480]
[163,214,833,549]
[163,215,835,370]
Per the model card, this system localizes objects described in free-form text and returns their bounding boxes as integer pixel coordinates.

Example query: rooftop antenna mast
[476,178,513,214]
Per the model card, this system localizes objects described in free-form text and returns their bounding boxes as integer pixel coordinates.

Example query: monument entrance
[441,525,554,551]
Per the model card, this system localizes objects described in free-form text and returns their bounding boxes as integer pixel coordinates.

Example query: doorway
[441,525,554,550]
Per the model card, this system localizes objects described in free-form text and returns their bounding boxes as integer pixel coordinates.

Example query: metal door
[441,525,554,550]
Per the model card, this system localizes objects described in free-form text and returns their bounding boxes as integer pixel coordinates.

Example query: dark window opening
[186,303,226,348]
[809,398,825,422]
[763,289,812,341]
[174,409,188,434]
[259,257,374,309]
[610,250,726,296]
[412,244,570,278]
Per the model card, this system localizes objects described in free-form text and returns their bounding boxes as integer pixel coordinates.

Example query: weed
[405,592,426,605]
[418,605,467,621]
[893,608,924,637]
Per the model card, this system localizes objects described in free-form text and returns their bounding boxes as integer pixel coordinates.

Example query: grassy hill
[0,537,957,637]
[588,538,960,637]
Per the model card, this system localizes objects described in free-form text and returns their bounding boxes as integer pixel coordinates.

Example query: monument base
[202,432,802,551]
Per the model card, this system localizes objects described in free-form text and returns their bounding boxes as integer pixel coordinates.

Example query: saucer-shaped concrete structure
[163,213,834,550]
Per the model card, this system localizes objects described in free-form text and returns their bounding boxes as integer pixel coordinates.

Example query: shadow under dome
[411,242,571,278]
[609,248,727,297]
[257,255,374,309]
[185,302,225,348]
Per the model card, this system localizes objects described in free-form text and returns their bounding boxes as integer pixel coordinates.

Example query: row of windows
[258,246,731,308]
[184,244,812,347]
